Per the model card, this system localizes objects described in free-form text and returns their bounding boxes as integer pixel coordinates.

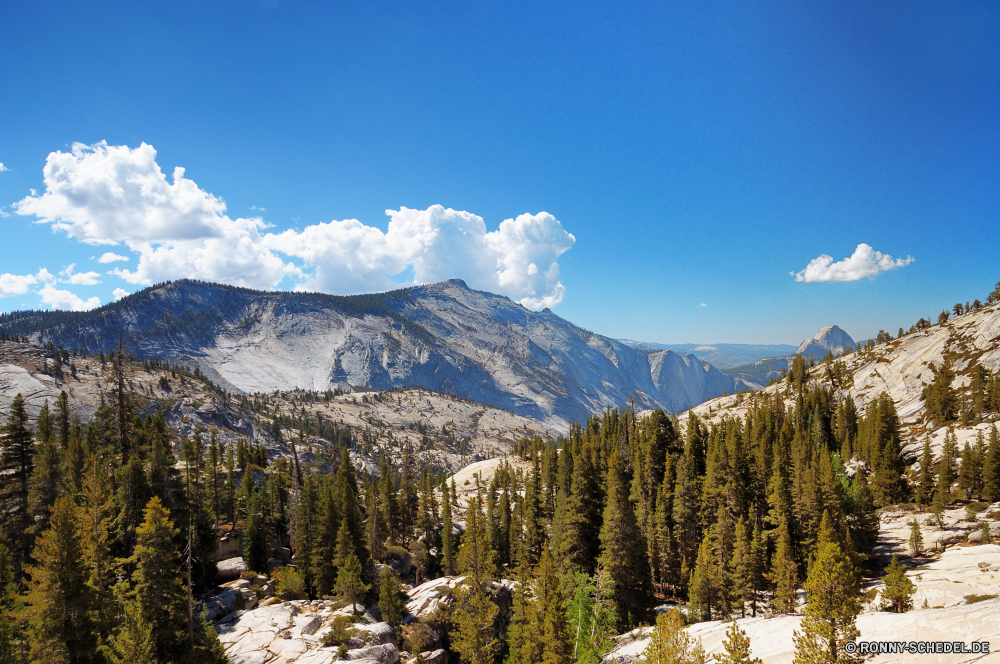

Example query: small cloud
[0,207,9,218]
[59,264,102,285]
[38,284,100,311]
[98,252,129,263]
[699,303,707,307]
[792,243,913,283]
[0,272,38,299]
[250,205,266,211]
[0,163,9,172]
[113,287,130,301]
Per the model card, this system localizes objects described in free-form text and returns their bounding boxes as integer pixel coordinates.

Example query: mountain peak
[796,324,855,359]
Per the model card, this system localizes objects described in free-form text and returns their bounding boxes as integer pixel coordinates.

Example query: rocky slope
[0,279,745,429]
[682,301,1000,460]
[0,340,555,475]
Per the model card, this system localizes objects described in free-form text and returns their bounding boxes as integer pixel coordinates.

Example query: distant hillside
[616,340,798,368]
[0,279,748,428]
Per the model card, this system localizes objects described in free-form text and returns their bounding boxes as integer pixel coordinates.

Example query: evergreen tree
[916,437,934,505]
[908,520,923,557]
[0,533,22,664]
[313,481,342,597]
[102,600,156,664]
[598,453,653,629]
[24,496,98,663]
[556,451,600,574]
[28,401,64,536]
[1,393,34,573]
[335,553,369,614]
[768,513,798,615]
[565,570,616,664]
[452,497,499,664]
[441,480,456,575]
[792,540,862,664]
[377,566,406,630]
[984,425,1000,502]
[131,496,188,662]
[880,555,915,613]
[243,487,268,574]
[643,610,706,664]
[717,620,762,664]
[688,533,723,622]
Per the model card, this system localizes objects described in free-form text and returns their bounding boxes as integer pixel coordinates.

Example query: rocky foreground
[209,501,1000,664]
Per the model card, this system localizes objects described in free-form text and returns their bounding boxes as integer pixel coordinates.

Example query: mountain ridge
[0,279,750,429]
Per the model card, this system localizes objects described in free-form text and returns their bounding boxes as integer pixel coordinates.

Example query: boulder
[216,556,248,581]
[356,621,397,647]
[421,649,448,664]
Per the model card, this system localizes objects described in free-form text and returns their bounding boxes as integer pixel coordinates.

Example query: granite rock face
[14,279,744,427]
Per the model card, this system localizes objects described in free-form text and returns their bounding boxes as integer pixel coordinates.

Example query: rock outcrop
[795,325,856,360]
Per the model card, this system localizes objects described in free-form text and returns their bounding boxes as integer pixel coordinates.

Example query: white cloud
[250,205,266,211]
[98,252,129,263]
[265,206,575,308]
[699,303,707,307]
[38,284,101,311]
[0,163,9,172]
[792,243,914,283]
[0,273,38,299]
[60,264,102,285]
[15,142,576,308]
[113,288,130,301]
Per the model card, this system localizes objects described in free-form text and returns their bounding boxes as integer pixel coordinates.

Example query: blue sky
[1,0,997,344]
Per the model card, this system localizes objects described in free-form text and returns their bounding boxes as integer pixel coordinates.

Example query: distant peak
[445,278,469,288]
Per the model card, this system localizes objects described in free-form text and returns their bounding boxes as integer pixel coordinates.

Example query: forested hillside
[2,282,1000,664]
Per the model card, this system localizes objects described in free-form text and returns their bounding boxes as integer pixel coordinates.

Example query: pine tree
[28,401,64,536]
[452,497,499,664]
[335,553,369,614]
[102,600,156,664]
[441,480,456,576]
[377,566,406,630]
[1,393,34,573]
[243,486,268,574]
[80,461,117,641]
[768,513,798,615]
[0,532,22,664]
[792,539,862,664]
[688,533,722,622]
[916,437,934,505]
[556,451,600,574]
[565,570,617,664]
[984,425,1000,501]
[880,555,914,613]
[908,520,923,557]
[131,496,188,662]
[717,620,762,664]
[644,609,706,664]
[24,496,98,663]
[598,453,653,629]
[313,481,342,597]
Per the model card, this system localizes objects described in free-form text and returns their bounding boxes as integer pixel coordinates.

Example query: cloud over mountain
[792,243,913,283]
[15,142,575,309]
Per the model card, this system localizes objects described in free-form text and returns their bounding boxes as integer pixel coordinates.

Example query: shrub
[964,594,998,605]
[320,615,360,646]
[274,566,306,600]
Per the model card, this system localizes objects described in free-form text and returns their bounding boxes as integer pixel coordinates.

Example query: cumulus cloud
[113,288,130,301]
[38,284,101,311]
[0,273,38,299]
[98,252,129,263]
[15,142,576,308]
[265,206,575,309]
[792,243,913,283]
[60,264,102,286]
[0,163,9,172]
